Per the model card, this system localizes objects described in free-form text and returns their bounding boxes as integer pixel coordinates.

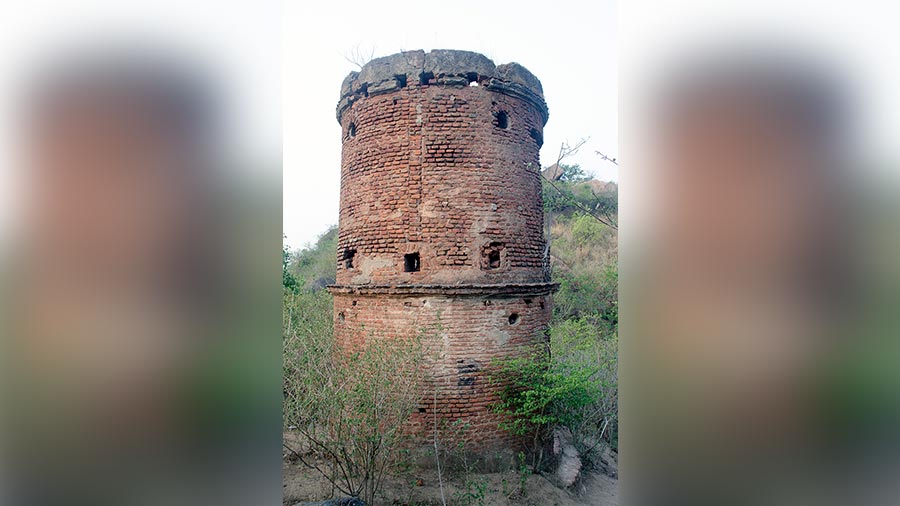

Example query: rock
[598,446,618,479]
[551,427,582,487]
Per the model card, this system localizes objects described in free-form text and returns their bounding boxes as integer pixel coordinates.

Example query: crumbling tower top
[337,49,548,125]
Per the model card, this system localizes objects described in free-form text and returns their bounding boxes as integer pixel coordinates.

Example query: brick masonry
[329,49,556,452]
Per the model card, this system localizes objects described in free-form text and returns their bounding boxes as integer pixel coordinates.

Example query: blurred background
[621,1,900,505]
[0,1,281,505]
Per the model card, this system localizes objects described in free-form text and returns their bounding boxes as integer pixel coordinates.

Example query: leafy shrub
[549,319,618,456]
[283,291,429,505]
[491,319,611,470]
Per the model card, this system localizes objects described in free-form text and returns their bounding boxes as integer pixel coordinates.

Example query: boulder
[551,427,582,488]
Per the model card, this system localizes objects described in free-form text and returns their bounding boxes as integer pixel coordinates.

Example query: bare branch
[343,43,377,70]
[541,172,618,230]
[595,151,619,166]
[556,138,590,166]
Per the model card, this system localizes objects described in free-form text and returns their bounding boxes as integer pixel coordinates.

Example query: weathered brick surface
[329,50,555,452]
[333,293,553,447]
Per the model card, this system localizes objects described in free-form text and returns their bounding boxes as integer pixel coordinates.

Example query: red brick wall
[333,292,553,448]
[329,50,555,453]
[336,77,547,285]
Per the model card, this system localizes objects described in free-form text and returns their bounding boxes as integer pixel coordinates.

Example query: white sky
[283,1,619,250]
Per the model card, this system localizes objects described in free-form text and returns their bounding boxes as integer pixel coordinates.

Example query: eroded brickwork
[329,50,556,453]
[332,291,553,447]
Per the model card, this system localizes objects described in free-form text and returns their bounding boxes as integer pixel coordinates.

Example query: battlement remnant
[337,49,548,124]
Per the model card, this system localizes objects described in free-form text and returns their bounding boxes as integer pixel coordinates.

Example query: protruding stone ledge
[327,282,558,298]
[336,49,549,125]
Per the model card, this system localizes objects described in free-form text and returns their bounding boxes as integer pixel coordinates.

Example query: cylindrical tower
[329,49,555,452]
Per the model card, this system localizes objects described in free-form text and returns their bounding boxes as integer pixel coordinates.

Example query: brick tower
[329,49,555,453]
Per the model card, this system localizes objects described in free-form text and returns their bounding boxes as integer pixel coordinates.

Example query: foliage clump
[283,290,429,505]
[494,160,618,473]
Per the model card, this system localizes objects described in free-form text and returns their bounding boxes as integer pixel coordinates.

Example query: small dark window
[343,248,356,269]
[418,407,426,413]
[338,312,345,322]
[404,253,420,272]
[488,250,501,269]
[508,313,520,325]
[495,110,509,129]
[395,74,407,88]
[348,122,356,138]
[482,242,505,270]
[419,72,434,85]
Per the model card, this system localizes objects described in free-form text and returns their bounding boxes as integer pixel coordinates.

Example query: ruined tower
[329,49,555,451]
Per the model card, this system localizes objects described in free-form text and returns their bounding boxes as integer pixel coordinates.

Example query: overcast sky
[283,1,618,250]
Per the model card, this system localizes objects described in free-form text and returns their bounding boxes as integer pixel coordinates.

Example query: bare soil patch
[283,450,618,506]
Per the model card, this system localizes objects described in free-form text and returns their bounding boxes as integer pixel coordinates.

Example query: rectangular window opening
[488,250,501,269]
[343,248,356,269]
[403,252,420,272]
[482,242,505,270]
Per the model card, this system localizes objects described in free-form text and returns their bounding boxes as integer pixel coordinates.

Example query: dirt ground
[283,450,618,506]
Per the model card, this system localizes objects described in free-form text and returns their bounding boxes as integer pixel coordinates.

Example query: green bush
[491,316,616,469]
[549,319,618,455]
[283,290,432,505]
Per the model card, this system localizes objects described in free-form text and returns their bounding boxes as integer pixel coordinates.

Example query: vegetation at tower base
[283,163,618,500]
[490,162,618,476]
[283,286,432,506]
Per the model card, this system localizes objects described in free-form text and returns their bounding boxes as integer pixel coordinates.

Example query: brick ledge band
[327,282,559,297]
